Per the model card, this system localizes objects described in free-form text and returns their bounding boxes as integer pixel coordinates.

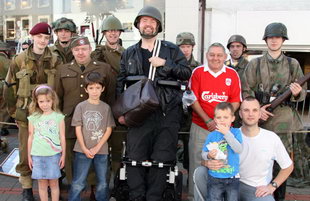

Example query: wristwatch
[270,181,278,189]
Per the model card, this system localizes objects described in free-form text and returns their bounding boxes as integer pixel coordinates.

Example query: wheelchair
[110,141,183,201]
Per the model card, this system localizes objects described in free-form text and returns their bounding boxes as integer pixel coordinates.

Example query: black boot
[0,128,9,136]
[22,188,34,201]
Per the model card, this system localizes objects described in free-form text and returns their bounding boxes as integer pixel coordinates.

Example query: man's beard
[140,28,158,39]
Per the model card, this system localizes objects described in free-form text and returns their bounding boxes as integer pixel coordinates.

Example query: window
[20,17,30,34]
[5,19,15,39]
[38,15,50,23]
[4,0,16,10]
[38,0,49,8]
[21,0,32,9]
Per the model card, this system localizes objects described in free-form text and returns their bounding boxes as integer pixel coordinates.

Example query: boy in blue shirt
[201,102,242,201]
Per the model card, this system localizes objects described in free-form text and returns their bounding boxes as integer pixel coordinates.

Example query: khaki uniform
[91,44,126,174]
[4,45,60,188]
[0,53,10,129]
[49,40,74,64]
[55,59,115,183]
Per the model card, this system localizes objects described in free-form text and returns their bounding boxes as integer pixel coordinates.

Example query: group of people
[0,4,306,201]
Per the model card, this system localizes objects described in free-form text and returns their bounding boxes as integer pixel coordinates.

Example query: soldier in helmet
[176,32,200,70]
[0,41,11,137]
[4,22,61,201]
[242,22,306,201]
[91,15,126,181]
[50,17,77,63]
[225,34,249,78]
[116,6,191,201]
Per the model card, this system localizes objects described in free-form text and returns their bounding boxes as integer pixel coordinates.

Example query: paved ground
[0,129,309,201]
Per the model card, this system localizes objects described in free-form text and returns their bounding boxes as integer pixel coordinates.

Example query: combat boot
[0,137,8,153]
[0,128,9,136]
[22,188,34,201]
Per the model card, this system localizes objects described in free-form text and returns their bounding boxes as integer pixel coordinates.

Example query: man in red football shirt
[187,42,242,200]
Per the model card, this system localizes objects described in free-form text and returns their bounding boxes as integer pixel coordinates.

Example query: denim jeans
[68,152,108,201]
[239,182,275,201]
[207,175,239,201]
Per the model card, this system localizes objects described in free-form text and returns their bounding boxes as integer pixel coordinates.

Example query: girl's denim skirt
[31,153,61,180]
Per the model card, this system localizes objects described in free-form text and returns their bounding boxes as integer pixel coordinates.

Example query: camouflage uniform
[4,44,61,189]
[49,40,74,64]
[242,52,306,151]
[224,56,249,79]
[50,17,77,64]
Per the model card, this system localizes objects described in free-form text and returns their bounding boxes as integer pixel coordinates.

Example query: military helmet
[227,34,247,49]
[134,6,162,33]
[101,15,124,32]
[176,32,195,46]
[52,17,77,33]
[263,22,288,40]
[0,41,10,51]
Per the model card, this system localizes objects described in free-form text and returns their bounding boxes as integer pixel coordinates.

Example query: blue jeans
[239,182,275,201]
[207,175,239,201]
[68,152,108,201]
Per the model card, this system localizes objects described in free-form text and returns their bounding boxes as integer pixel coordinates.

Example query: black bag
[112,40,162,127]
[112,79,159,127]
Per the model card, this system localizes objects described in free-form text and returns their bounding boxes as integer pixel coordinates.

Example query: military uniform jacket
[91,44,125,75]
[188,54,200,71]
[242,53,306,133]
[117,40,192,113]
[224,56,249,79]
[49,40,74,64]
[55,59,115,138]
[4,45,61,124]
[0,53,10,101]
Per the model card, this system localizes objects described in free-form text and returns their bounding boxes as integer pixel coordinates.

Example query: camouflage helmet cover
[227,34,247,49]
[134,6,163,33]
[52,17,77,33]
[176,32,195,46]
[263,22,288,40]
[101,15,124,32]
[0,41,9,51]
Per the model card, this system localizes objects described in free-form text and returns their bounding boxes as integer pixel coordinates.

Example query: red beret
[30,22,52,35]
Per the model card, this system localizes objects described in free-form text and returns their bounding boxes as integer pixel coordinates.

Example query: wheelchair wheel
[162,171,183,201]
[110,169,129,201]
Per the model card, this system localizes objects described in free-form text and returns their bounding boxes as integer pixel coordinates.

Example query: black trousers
[126,107,181,201]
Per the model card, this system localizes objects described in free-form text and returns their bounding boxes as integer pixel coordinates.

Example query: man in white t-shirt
[193,96,294,201]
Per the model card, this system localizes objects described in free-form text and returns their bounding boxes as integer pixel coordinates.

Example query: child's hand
[208,149,218,159]
[59,154,65,169]
[90,145,100,156]
[83,148,94,159]
[28,155,33,170]
[216,123,230,135]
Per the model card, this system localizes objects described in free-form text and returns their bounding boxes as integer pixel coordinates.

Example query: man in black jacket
[116,6,191,201]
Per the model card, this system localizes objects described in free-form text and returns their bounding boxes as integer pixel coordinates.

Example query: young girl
[27,85,66,201]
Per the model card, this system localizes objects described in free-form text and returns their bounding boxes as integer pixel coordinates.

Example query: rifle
[266,72,310,112]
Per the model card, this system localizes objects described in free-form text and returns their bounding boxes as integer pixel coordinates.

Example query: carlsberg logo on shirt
[201,91,228,103]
